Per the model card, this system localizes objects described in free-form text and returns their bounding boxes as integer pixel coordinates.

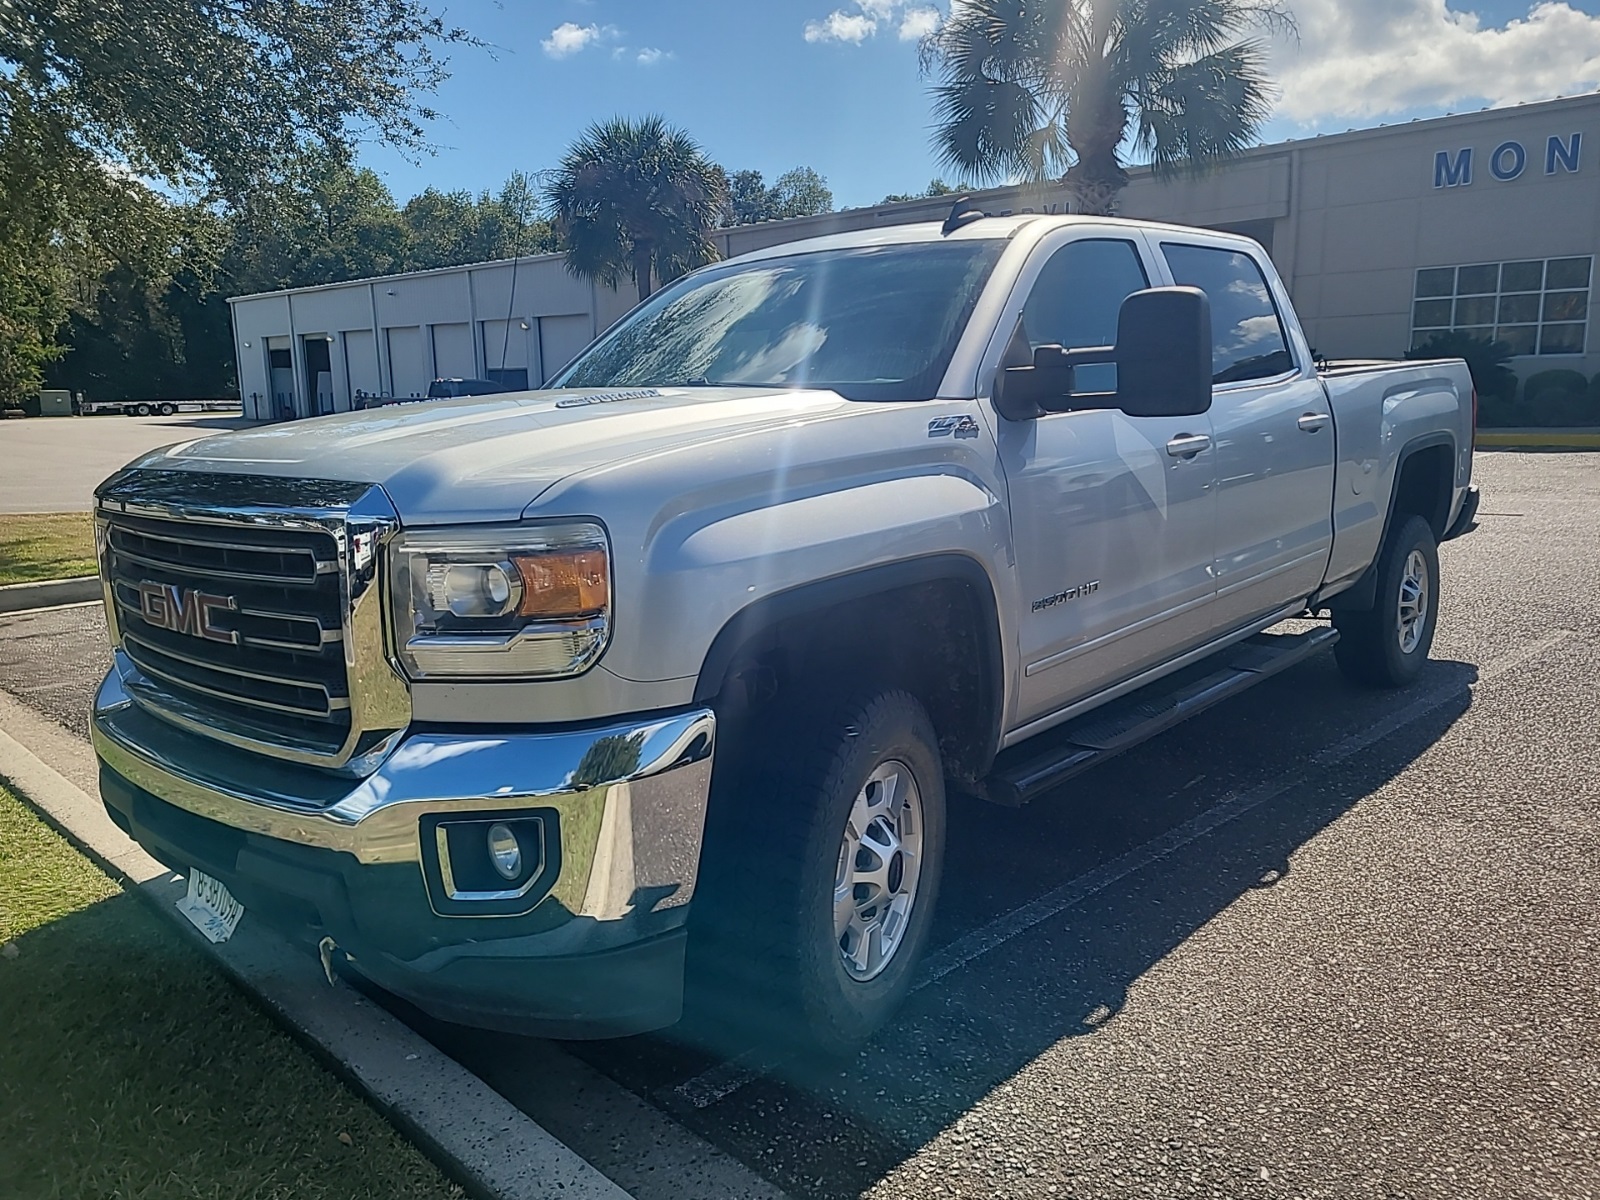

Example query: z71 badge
[928,415,980,439]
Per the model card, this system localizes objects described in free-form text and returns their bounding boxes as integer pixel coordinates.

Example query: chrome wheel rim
[1397,549,1430,654]
[834,760,924,982]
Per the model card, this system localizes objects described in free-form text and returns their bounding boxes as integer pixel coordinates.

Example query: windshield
[550,240,1005,401]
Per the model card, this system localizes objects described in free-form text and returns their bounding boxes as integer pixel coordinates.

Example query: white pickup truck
[90,209,1479,1053]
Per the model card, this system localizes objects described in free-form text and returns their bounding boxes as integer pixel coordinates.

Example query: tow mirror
[991,286,1213,421]
[1114,287,1212,418]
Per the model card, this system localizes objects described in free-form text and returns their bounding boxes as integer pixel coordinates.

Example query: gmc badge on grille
[137,581,239,645]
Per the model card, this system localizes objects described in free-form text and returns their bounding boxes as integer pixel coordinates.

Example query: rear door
[990,230,1218,733]
[1156,240,1336,628]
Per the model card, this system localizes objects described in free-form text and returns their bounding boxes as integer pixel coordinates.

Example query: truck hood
[125,387,851,524]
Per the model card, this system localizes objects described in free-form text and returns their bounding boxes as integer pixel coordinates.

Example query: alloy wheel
[833,760,924,982]
[1397,548,1430,654]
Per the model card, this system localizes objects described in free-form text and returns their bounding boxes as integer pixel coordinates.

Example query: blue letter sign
[1434,147,1473,188]
[1546,133,1582,176]
[1490,141,1527,181]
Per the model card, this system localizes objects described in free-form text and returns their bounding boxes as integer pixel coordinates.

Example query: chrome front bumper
[91,662,716,1034]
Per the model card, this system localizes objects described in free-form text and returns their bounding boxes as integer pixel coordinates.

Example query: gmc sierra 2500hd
[90,208,1479,1053]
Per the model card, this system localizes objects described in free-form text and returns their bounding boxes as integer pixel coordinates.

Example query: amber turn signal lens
[513,548,609,618]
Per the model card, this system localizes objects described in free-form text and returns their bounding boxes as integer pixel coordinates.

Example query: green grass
[0,512,98,586]
[0,785,465,1200]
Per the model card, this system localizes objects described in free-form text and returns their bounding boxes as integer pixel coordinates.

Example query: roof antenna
[941,196,987,236]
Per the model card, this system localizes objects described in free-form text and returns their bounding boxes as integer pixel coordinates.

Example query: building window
[1413,257,1591,356]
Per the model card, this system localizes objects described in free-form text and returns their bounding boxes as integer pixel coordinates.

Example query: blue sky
[360,0,1600,210]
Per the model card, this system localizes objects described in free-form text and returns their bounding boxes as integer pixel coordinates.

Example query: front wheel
[689,690,946,1057]
[1333,514,1440,688]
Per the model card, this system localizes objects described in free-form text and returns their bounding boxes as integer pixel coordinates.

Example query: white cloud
[805,10,878,44]
[805,1,944,45]
[636,47,671,65]
[898,6,941,40]
[1272,1,1600,122]
[541,21,618,59]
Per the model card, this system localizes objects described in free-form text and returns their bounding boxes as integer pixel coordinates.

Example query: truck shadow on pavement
[429,655,1479,1199]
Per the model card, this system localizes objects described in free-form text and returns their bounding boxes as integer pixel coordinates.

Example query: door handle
[1165,433,1212,459]
[1297,412,1331,433]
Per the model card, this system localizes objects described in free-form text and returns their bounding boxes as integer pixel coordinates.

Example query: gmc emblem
[136,581,239,645]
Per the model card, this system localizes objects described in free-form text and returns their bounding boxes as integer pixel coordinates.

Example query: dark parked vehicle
[426,378,514,399]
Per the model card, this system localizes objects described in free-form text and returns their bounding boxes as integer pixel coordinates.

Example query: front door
[1158,241,1336,627]
[994,234,1219,732]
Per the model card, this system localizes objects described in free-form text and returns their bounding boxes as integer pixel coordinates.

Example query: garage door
[481,319,536,390]
[432,322,475,381]
[343,330,380,404]
[386,326,427,398]
[538,315,594,384]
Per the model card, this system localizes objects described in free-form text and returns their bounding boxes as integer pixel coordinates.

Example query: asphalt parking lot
[0,412,258,513]
[1,449,1595,1200]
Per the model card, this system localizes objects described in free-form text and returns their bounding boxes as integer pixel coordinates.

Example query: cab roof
[723,211,1258,265]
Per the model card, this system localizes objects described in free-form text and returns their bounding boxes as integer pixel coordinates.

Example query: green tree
[921,0,1292,216]
[47,205,235,401]
[727,169,774,225]
[727,167,834,224]
[402,173,556,270]
[226,149,409,293]
[0,0,468,195]
[879,178,964,204]
[546,116,728,303]
[0,0,470,403]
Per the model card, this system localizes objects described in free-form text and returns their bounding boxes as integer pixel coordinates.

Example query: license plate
[175,869,245,944]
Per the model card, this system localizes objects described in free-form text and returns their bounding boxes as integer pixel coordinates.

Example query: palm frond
[924,0,1285,200]
[1132,40,1276,177]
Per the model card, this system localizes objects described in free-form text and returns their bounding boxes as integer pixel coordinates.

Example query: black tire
[688,690,946,1057]
[157,402,176,416]
[1333,514,1440,688]
[132,402,152,417]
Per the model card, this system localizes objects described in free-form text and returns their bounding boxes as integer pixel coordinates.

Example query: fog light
[486,822,521,880]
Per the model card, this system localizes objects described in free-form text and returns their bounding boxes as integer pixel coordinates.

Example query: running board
[976,626,1339,807]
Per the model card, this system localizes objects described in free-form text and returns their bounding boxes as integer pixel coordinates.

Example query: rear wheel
[156,402,176,416]
[1333,514,1440,688]
[132,402,153,417]
[689,690,946,1057]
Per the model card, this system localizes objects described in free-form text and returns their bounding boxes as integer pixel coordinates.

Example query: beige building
[232,93,1600,421]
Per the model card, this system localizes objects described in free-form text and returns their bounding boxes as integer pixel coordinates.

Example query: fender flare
[693,553,1007,778]
[1324,431,1457,612]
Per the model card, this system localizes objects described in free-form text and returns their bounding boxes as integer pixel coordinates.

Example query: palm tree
[922,0,1294,216]
[545,116,728,303]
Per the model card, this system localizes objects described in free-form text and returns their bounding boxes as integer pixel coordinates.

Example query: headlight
[390,522,611,679]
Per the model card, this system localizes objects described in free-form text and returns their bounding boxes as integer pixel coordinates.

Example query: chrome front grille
[96,471,410,774]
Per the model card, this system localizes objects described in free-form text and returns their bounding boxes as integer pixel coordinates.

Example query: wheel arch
[693,554,1007,783]
[1327,432,1456,613]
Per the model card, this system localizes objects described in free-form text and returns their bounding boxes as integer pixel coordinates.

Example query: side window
[1162,243,1295,384]
[1021,238,1148,392]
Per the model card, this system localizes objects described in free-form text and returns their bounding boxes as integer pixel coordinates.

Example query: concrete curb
[0,575,101,614]
[0,689,634,1200]
[1477,429,1600,449]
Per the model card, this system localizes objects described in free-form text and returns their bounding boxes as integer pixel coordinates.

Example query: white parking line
[670,1054,770,1110]
[671,631,1570,1110]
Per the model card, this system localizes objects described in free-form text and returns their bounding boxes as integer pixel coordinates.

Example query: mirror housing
[1114,286,1212,418]
[991,286,1213,421]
